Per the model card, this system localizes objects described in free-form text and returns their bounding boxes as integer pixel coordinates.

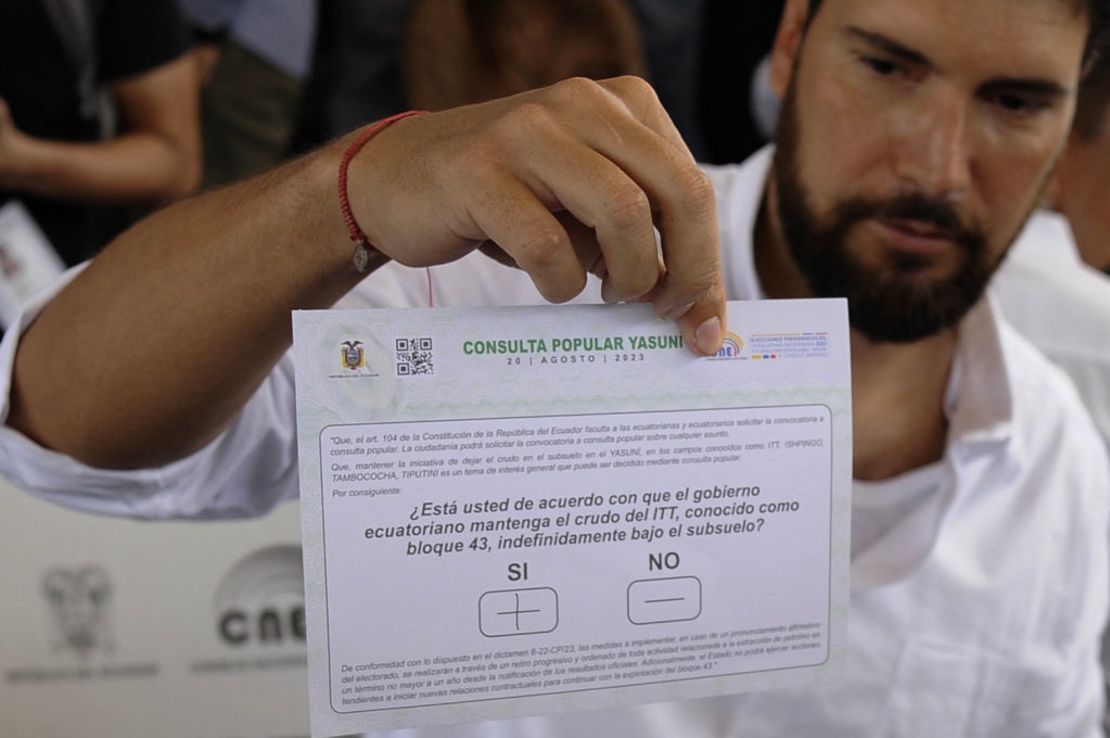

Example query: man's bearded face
[772,80,997,343]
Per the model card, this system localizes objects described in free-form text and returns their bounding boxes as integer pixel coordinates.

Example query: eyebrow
[844,26,931,68]
[979,77,1072,101]
[843,25,1073,100]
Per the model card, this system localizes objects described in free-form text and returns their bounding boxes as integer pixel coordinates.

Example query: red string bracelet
[338,110,429,272]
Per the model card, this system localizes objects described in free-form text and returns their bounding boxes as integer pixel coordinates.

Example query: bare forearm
[7,80,728,471]
[2,130,200,203]
[8,137,368,469]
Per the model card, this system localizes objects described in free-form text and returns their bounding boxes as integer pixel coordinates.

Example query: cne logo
[340,340,365,371]
[214,545,305,648]
[715,332,745,359]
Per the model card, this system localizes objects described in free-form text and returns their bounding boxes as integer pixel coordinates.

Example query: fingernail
[695,316,722,355]
[662,300,695,321]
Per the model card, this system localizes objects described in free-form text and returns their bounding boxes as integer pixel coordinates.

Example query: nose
[893,91,973,202]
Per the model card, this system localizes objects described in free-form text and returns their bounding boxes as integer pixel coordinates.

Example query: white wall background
[0,477,312,738]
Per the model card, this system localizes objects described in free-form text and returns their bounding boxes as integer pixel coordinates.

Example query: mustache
[835,193,983,251]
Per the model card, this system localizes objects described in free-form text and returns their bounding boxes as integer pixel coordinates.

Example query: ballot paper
[293,300,851,737]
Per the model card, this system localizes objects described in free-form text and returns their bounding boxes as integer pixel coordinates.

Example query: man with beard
[0,0,1107,734]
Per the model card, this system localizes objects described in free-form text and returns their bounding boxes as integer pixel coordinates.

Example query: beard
[770,83,1000,344]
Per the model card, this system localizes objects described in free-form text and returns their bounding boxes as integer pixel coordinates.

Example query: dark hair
[807,0,1108,63]
[1074,49,1110,139]
[464,0,635,75]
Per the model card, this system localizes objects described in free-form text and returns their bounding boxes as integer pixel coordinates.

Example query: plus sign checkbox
[479,587,559,637]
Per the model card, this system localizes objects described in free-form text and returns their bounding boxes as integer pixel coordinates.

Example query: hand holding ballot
[343,77,726,338]
[7,77,725,470]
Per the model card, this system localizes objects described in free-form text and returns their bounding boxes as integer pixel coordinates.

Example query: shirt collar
[1008,209,1083,269]
[709,146,775,301]
[944,296,1016,446]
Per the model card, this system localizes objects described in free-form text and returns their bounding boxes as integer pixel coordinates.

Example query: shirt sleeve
[1042,396,1110,737]
[176,0,249,34]
[97,0,190,82]
[0,266,300,520]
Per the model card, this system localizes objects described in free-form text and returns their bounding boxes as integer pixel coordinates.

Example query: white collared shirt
[0,148,1106,736]
[991,210,1110,454]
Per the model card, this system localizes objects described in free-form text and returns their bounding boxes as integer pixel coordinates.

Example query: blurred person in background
[0,0,200,267]
[697,0,783,164]
[625,0,706,159]
[181,0,318,187]
[991,47,1110,451]
[293,0,705,157]
[989,47,1110,730]
[290,0,410,152]
[403,0,645,111]
[1047,46,1110,273]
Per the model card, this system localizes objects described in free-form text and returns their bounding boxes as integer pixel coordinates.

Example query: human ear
[769,0,811,97]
